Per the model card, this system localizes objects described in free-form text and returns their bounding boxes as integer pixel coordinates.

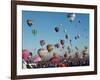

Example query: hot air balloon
[60,40,65,46]
[49,53,61,64]
[84,46,88,50]
[70,39,72,46]
[75,52,80,58]
[40,40,45,47]
[22,49,30,62]
[67,13,76,22]
[33,55,42,63]
[59,24,63,27]
[32,29,37,36]
[78,20,81,23]
[83,46,88,54]
[64,52,68,59]
[55,43,60,48]
[75,36,77,40]
[77,34,80,39]
[27,19,32,27]
[67,46,71,54]
[55,27,59,32]
[38,48,48,58]
[82,52,87,57]
[75,46,78,51]
[65,34,68,39]
[64,29,67,33]
[57,63,67,67]
[75,34,80,40]
[67,46,69,50]
[60,40,65,49]
[47,44,54,52]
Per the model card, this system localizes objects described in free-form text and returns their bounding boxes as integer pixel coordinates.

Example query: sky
[22,10,89,56]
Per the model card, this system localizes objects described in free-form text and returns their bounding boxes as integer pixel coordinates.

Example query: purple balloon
[55,43,60,48]
[40,40,45,47]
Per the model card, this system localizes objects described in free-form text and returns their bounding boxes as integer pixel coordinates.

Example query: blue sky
[22,10,89,56]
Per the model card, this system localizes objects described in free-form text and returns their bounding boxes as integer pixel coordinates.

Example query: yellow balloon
[47,44,54,52]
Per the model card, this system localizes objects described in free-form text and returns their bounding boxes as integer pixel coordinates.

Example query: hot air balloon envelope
[33,55,42,63]
[38,48,48,57]
[60,40,65,45]
[55,43,60,48]
[40,40,45,47]
[47,44,54,52]
[65,34,68,39]
[49,53,61,64]
[27,19,32,27]
[32,29,37,36]
[55,27,59,32]
[75,36,77,40]
[75,46,78,50]
[64,29,67,33]
[67,13,76,22]
[22,49,30,61]
[77,34,80,38]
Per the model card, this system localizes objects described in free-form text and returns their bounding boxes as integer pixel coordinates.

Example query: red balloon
[57,63,67,67]
[49,53,61,64]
